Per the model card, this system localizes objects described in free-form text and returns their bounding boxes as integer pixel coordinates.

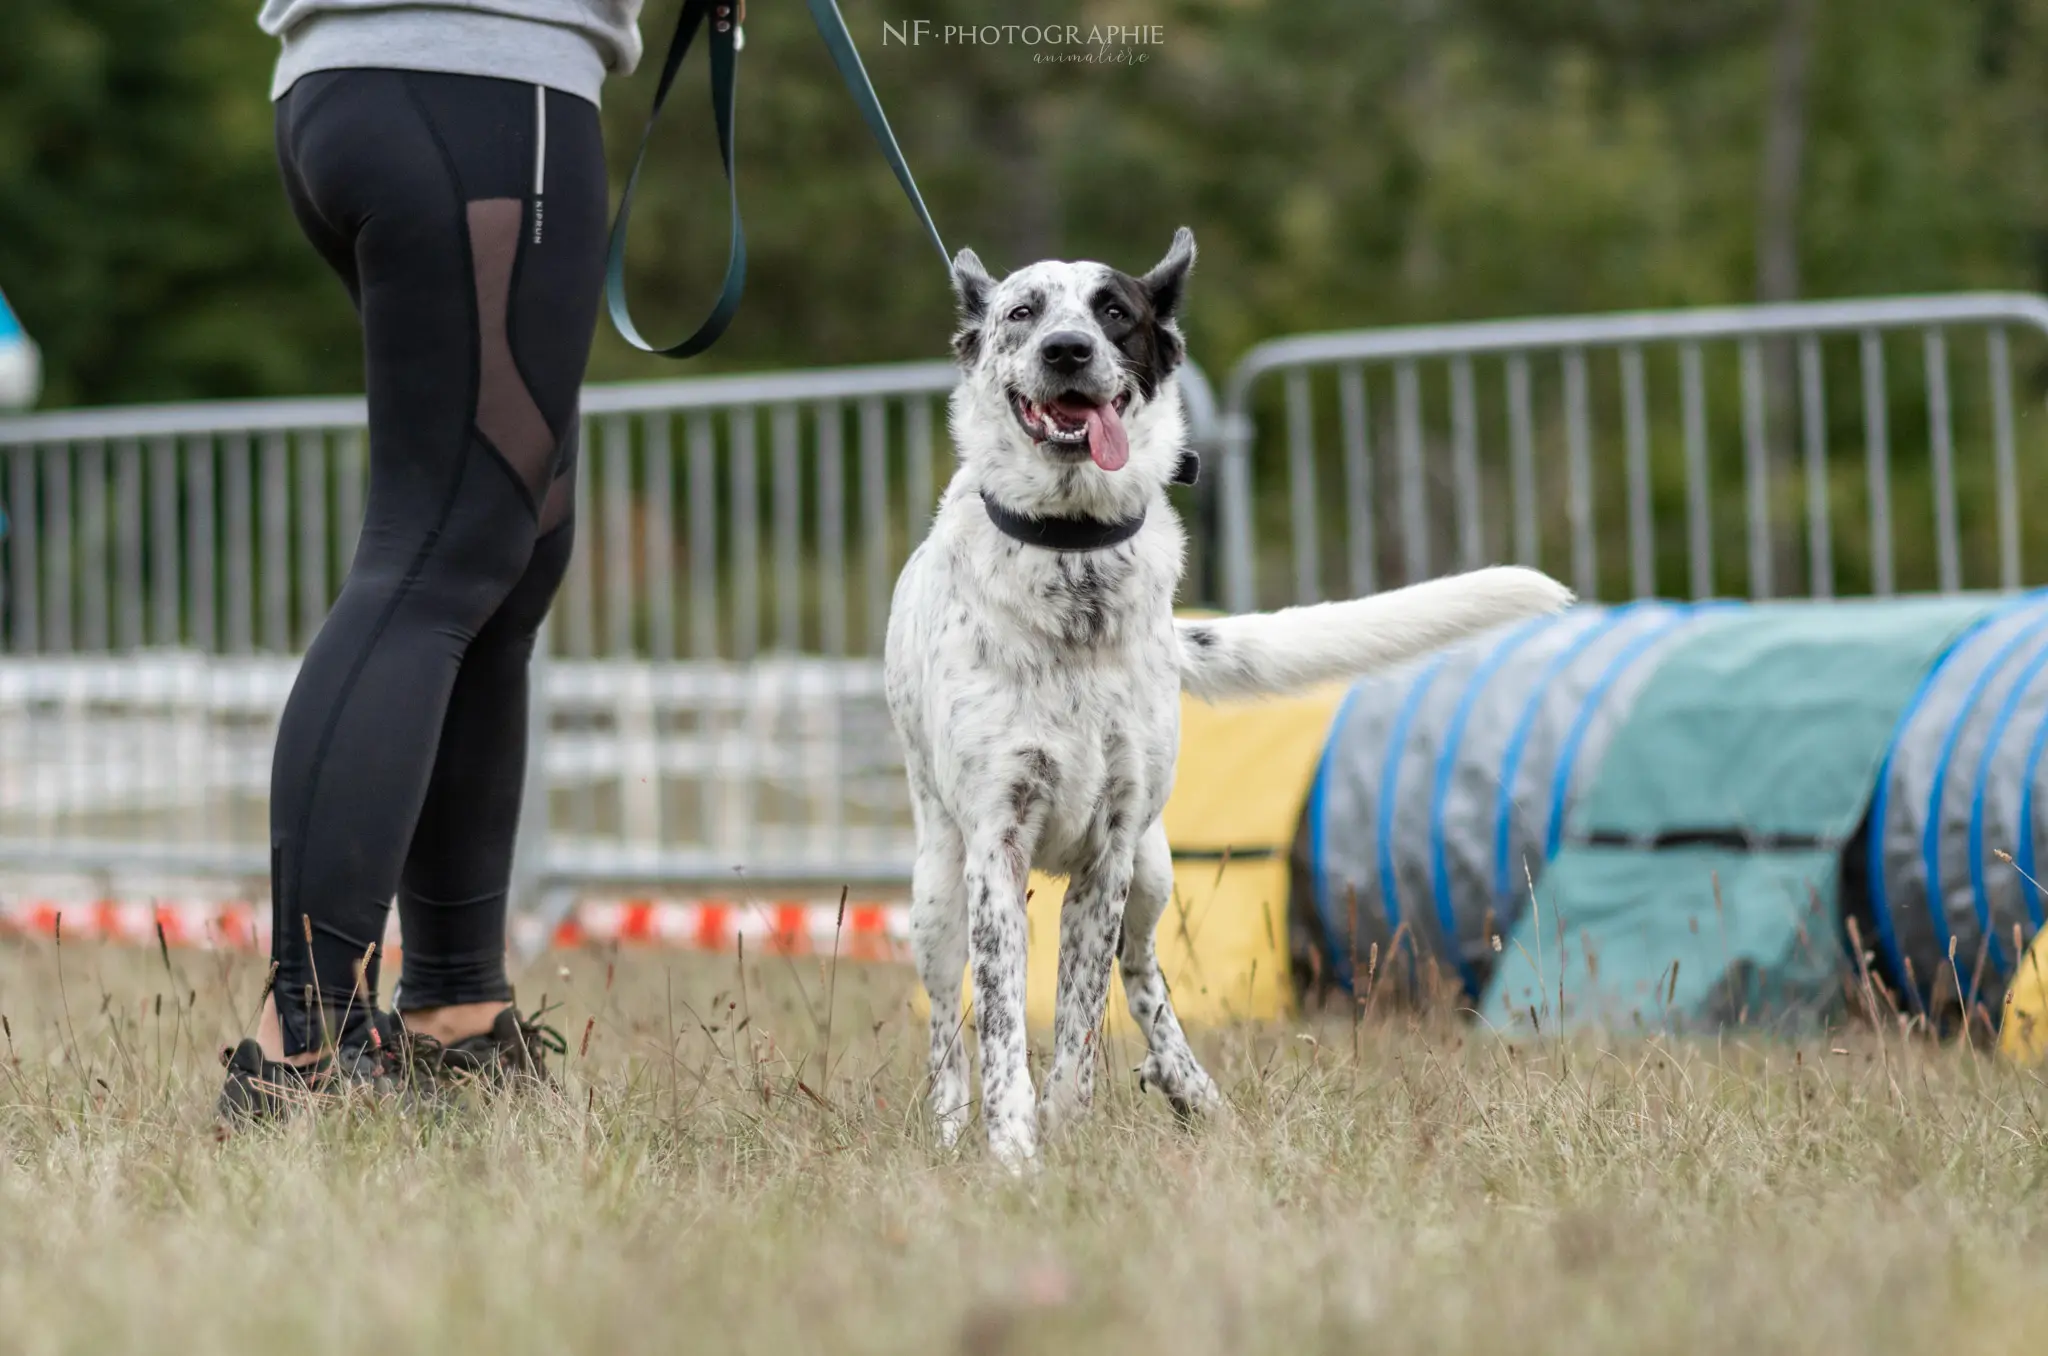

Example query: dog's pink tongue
[1078,402,1129,471]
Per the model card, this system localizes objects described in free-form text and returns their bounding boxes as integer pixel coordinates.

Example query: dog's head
[946,228,1195,517]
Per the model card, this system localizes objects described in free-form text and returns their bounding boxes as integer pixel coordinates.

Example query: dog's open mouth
[1010,389,1133,471]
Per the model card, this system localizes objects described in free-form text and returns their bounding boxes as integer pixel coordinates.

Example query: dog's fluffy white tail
[1176,565,1575,702]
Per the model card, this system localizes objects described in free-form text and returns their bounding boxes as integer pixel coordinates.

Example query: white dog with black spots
[884,227,1575,1167]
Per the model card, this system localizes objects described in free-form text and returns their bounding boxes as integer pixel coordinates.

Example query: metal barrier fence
[6,293,2048,918]
[1216,293,2048,613]
[0,358,1221,911]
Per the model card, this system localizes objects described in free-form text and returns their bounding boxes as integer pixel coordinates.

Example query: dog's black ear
[952,247,994,317]
[951,248,995,364]
[1138,227,1196,323]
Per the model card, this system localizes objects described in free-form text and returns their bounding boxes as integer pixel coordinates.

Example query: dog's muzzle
[1010,386,1133,471]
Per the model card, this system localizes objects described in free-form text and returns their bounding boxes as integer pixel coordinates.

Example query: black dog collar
[978,450,1202,553]
[981,495,1147,551]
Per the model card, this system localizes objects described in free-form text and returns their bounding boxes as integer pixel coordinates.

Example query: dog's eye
[1103,303,1127,321]
[1006,305,1034,322]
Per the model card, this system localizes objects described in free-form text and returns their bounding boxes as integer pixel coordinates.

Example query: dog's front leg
[963,826,1037,1168]
[909,808,972,1146]
[1038,852,1133,1139]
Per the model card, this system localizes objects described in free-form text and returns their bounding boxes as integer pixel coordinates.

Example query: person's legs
[256,69,606,1064]
[248,498,578,1069]
[393,468,576,1045]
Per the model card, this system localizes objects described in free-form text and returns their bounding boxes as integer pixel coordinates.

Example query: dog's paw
[932,1104,970,1150]
[1135,1052,1225,1126]
[988,1124,1040,1175]
[1036,1090,1083,1141]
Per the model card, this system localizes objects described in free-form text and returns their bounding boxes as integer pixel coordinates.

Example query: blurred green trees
[2,0,2046,406]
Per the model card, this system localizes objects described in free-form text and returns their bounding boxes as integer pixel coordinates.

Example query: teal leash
[604,0,950,358]
[800,0,949,268]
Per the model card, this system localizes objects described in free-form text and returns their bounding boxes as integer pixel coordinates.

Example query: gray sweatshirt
[259,1,646,107]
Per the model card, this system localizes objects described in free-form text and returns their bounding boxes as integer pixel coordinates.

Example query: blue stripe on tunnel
[1868,596,2040,1013]
[1918,604,2048,998]
[1308,680,1370,992]
[1376,652,1453,988]
[1965,630,2048,978]
[2017,701,2048,933]
[1426,614,1563,1001]
[1491,604,1650,910]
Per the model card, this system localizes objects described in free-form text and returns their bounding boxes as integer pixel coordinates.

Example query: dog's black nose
[1039,331,1095,374]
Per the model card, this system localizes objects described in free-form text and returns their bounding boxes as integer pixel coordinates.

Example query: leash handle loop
[605,0,949,359]
[604,0,746,358]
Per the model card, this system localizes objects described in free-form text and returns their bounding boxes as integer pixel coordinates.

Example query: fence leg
[1220,411,1257,614]
[1193,457,1222,611]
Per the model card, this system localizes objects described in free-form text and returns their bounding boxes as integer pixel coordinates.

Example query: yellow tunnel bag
[2000,925,2048,1065]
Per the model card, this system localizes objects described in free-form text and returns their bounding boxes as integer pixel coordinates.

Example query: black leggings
[270,69,606,1054]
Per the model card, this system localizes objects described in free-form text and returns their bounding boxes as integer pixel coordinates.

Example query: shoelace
[388,1027,452,1082]
[372,1005,569,1082]
[513,1002,570,1071]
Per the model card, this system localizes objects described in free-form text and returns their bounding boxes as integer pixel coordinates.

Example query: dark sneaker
[214,1017,400,1134]
[395,1004,568,1093]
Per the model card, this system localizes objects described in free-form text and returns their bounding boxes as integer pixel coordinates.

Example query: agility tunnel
[1290,591,2048,1040]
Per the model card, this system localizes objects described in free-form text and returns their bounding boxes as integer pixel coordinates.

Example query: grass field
[2,937,2047,1355]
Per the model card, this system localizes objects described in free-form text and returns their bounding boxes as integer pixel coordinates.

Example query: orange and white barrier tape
[542,897,908,961]
[0,895,910,961]
[0,897,267,948]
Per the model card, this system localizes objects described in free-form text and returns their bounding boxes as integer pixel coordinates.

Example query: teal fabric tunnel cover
[1481,596,1994,1034]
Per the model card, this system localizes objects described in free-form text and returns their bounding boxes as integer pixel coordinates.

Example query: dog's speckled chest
[885,503,1184,875]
